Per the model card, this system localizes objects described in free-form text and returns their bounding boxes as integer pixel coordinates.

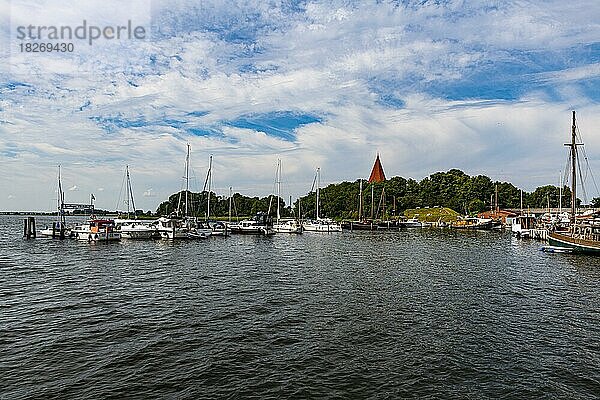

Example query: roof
[368,154,386,183]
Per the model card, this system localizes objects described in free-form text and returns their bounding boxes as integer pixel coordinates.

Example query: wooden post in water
[23,217,36,239]
[52,222,57,239]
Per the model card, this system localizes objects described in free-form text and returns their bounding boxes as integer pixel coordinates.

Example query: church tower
[368,153,386,183]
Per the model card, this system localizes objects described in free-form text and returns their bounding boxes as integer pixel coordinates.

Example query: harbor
[20,111,600,256]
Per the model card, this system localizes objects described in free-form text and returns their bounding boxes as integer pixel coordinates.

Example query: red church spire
[368,153,386,183]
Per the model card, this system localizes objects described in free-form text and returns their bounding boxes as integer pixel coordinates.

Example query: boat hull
[75,231,121,242]
[303,224,342,232]
[120,229,155,239]
[548,232,600,255]
[229,227,274,235]
[398,222,422,228]
[342,221,378,231]
[273,226,302,234]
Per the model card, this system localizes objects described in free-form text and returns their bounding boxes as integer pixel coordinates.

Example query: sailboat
[548,111,600,254]
[342,179,379,230]
[156,144,211,239]
[203,155,228,236]
[114,166,157,239]
[302,167,342,232]
[40,165,70,238]
[272,159,302,233]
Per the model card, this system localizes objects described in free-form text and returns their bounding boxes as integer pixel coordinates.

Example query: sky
[1,0,600,212]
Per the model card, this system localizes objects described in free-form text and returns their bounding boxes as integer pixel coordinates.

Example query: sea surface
[1,215,599,399]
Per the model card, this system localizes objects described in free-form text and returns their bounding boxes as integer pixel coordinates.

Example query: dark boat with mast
[548,111,600,254]
[40,165,69,238]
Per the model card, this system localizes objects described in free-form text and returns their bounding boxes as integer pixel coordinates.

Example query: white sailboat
[204,155,228,236]
[272,159,302,234]
[303,167,342,232]
[157,144,211,239]
[114,165,157,239]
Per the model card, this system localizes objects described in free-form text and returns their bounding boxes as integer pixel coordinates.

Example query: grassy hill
[404,207,460,222]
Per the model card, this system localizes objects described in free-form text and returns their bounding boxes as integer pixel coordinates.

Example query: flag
[91,193,96,201]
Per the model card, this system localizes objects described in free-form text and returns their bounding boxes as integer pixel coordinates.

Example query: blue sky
[1,0,600,211]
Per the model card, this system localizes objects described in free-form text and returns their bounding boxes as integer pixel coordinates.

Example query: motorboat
[73,219,121,242]
[511,214,537,238]
[451,217,494,230]
[303,218,342,232]
[114,219,157,239]
[155,217,191,239]
[229,212,274,235]
[398,216,424,228]
[273,218,303,233]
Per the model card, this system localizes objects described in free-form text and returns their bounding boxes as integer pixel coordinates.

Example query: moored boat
[303,167,342,233]
[511,214,537,238]
[548,228,600,254]
[303,217,342,232]
[115,219,157,239]
[73,219,121,242]
[155,216,191,239]
[398,216,424,228]
[451,217,493,230]
[273,218,303,233]
[40,166,70,239]
[229,212,274,235]
[546,111,600,254]
[271,159,302,234]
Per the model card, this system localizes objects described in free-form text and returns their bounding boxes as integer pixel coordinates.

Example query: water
[1,215,599,399]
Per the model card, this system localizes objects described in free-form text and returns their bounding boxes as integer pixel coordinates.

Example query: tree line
[157,169,575,219]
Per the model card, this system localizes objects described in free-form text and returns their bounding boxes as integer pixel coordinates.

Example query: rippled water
[1,215,600,399]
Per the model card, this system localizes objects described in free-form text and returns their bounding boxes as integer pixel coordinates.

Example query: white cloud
[1,0,600,211]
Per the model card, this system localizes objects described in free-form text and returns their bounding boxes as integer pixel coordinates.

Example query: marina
[21,111,600,253]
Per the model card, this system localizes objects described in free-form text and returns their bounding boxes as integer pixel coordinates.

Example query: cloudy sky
[1,0,600,211]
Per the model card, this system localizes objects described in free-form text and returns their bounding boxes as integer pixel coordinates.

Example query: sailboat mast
[57,165,62,216]
[126,166,130,218]
[494,184,498,212]
[207,155,212,220]
[571,111,577,222]
[57,165,65,226]
[228,186,232,223]
[276,159,281,223]
[370,184,374,219]
[359,179,363,221]
[126,165,137,218]
[316,167,320,220]
[185,144,190,218]
[559,171,562,214]
[520,189,523,214]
